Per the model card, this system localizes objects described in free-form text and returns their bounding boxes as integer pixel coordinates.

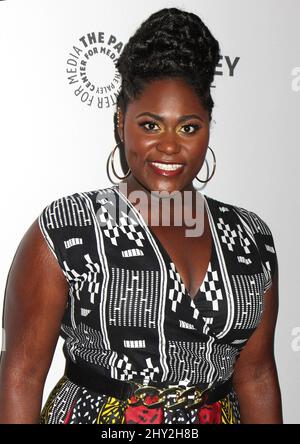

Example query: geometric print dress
[38,184,278,424]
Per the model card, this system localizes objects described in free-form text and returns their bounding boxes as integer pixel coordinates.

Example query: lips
[149,160,185,165]
[147,161,185,177]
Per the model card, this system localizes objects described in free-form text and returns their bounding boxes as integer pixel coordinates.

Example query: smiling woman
[116,77,210,194]
[0,6,282,425]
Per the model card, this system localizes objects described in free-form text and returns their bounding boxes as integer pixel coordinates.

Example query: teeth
[150,162,183,171]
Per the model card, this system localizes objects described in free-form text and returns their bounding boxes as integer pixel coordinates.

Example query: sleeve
[246,209,278,294]
[37,199,67,278]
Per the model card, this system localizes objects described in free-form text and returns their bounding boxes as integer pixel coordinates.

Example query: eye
[138,120,159,131]
[138,120,201,134]
[180,124,201,134]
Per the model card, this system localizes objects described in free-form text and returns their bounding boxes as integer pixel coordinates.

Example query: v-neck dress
[38,185,278,424]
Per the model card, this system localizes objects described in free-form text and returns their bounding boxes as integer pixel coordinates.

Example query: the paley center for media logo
[66,32,124,109]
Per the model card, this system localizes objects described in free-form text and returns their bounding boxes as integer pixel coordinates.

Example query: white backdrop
[0,0,299,423]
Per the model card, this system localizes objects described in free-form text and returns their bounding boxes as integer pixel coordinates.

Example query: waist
[64,358,234,411]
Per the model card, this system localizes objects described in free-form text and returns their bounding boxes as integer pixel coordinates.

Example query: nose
[156,132,181,154]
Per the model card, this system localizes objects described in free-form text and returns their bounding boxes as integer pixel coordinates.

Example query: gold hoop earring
[195,146,216,183]
[107,142,131,182]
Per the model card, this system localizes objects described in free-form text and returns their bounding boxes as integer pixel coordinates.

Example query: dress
[38,185,278,424]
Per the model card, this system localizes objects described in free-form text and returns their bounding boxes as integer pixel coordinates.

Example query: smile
[148,161,185,176]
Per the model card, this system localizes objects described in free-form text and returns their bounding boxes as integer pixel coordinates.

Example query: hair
[115,7,221,124]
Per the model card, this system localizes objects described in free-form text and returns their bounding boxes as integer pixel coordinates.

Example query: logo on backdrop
[66,32,240,108]
[66,32,124,109]
[215,55,240,79]
[291,67,300,92]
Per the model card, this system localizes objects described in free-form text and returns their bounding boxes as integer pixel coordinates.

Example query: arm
[0,218,69,424]
[233,266,283,424]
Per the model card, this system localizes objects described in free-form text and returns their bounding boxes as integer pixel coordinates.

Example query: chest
[148,211,212,300]
[62,191,267,340]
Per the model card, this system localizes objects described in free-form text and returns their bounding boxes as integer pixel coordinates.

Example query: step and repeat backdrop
[0,0,299,423]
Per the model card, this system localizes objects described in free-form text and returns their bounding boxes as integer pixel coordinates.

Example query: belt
[65,358,233,411]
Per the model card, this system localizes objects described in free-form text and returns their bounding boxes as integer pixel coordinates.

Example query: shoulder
[39,185,114,209]
[36,185,116,268]
[205,193,273,237]
[37,185,116,252]
[205,193,278,289]
[38,185,116,227]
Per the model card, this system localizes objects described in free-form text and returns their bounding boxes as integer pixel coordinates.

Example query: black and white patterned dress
[38,184,277,424]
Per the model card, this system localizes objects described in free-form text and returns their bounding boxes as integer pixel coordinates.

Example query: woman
[0,7,282,424]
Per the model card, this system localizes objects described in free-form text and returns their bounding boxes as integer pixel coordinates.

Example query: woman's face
[118,78,210,194]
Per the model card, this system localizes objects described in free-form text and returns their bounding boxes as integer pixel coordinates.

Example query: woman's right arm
[0,218,69,423]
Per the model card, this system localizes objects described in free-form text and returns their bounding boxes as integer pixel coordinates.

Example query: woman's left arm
[233,266,283,424]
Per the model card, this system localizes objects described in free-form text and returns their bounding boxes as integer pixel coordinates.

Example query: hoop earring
[107,142,131,183]
[194,146,216,183]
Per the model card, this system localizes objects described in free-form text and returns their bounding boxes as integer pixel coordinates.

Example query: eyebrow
[135,112,204,123]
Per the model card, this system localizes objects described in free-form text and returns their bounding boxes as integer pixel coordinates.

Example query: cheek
[191,151,206,173]
[124,124,156,152]
[189,138,209,170]
[124,145,143,167]
[199,126,210,144]
[124,136,151,165]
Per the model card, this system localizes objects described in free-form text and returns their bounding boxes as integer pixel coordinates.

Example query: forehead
[127,78,207,115]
